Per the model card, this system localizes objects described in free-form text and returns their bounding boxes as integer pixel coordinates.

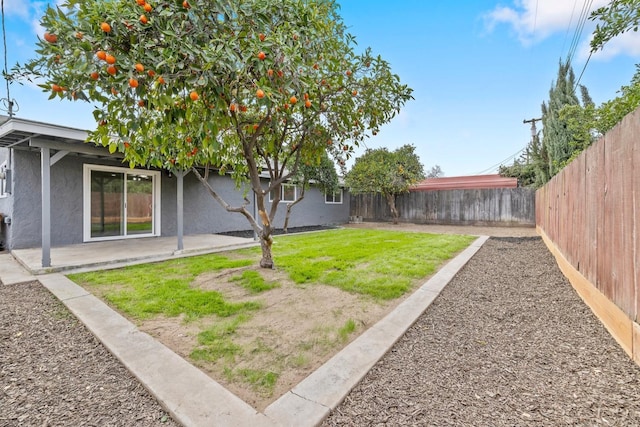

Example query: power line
[0,0,16,116]
[566,0,595,67]
[473,147,526,175]
[561,0,579,57]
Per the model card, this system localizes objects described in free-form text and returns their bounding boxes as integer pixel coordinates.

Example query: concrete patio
[9,233,259,275]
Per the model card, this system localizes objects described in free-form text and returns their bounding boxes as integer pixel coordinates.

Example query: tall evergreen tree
[539,60,584,180]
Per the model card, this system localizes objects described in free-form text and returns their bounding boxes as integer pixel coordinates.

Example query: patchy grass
[239,228,475,300]
[338,318,357,343]
[68,254,258,321]
[230,270,280,293]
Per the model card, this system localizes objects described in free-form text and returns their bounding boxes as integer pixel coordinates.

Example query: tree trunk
[385,193,399,224]
[259,232,274,268]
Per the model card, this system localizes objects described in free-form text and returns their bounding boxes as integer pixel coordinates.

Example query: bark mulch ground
[323,237,640,426]
[0,281,179,427]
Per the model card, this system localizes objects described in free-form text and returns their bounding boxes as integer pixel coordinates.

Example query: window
[0,161,7,198]
[269,183,297,203]
[325,189,343,204]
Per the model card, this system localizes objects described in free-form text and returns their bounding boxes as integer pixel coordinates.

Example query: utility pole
[523,117,542,138]
[523,118,542,162]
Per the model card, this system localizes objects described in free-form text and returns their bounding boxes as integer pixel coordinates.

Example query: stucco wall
[0,148,11,249]
[162,171,350,234]
[9,149,350,249]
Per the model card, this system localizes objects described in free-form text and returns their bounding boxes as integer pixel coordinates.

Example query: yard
[68,228,474,410]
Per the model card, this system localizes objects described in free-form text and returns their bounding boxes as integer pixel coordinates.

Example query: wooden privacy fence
[351,188,536,226]
[536,106,640,365]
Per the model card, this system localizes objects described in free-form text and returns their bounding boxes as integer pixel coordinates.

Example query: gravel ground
[323,237,640,426]
[0,281,179,427]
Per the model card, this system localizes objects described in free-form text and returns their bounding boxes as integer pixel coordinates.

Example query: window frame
[0,161,7,198]
[269,183,297,203]
[324,189,343,204]
[82,163,161,242]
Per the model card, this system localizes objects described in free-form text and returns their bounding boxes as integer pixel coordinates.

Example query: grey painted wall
[0,148,11,249]
[8,149,350,249]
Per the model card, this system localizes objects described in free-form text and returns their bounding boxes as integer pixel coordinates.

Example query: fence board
[351,188,535,226]
[537,106,639,322]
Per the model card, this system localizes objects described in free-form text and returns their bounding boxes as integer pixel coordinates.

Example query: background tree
[345,144,424,224]
[426,164,444,178]
[16,0,413,268]
[539,60,589,181]
[498,155,537,187]
[282,151,339,233]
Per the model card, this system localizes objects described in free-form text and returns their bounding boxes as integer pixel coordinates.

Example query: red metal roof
[411,174,518,191]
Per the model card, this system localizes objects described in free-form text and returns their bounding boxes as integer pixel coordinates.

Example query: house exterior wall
[7,149,350,250]
[0,147,11,249]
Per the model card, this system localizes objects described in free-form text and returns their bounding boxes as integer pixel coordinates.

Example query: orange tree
[17,0,413,268]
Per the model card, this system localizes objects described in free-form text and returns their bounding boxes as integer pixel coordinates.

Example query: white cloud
[484,0,608,46]
[589,29,640,61]
[2,0,30,19]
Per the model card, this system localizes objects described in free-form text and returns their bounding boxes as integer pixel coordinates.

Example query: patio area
[9,233,259,275]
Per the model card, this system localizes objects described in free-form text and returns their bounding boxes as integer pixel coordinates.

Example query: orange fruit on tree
[229,103,237,112]
[75,32,83,40]
[189,91,199,101]
[106,65,117,75]
[257,51,266,60]
[346,70,352,76]
[90,71,99,80]
[182,0,190,8]
[138,99,145,107]
[303,93,309,100]
[140,14,148,24]
[124,142,131,149]
[96,50,107,61]
[277,70,284,78]
[259,33,266,42]
[267,69,274,77]
[136,0,145,5]
[143,3,152,12]
[147,69,156,77]
[105,54,116,64]
[256,89,265,99]
[129,78,139,88]
[111,87,118,95]
[51,84,63,93]
[100,22,111,33]
[135,63,144,72]
[43,32,57,43]
[305,99,312,108]
[352,90,357,96]
[289,95,297,105]
[156,76,165,84]
[239,105,247,112]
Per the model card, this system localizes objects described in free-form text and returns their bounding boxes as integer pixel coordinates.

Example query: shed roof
[411,174,518,191]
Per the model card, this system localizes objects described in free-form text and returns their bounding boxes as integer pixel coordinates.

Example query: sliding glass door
[84,165,160,241]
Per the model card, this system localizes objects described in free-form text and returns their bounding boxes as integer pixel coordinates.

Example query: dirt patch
[137,265,405,411]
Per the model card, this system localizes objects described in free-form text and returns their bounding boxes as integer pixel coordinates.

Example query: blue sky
[1,0,639,176]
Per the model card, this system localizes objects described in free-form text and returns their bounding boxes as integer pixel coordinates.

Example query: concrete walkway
[0,235,489,426]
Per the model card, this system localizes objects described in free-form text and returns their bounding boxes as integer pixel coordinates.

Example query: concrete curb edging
[35,235,489,427]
